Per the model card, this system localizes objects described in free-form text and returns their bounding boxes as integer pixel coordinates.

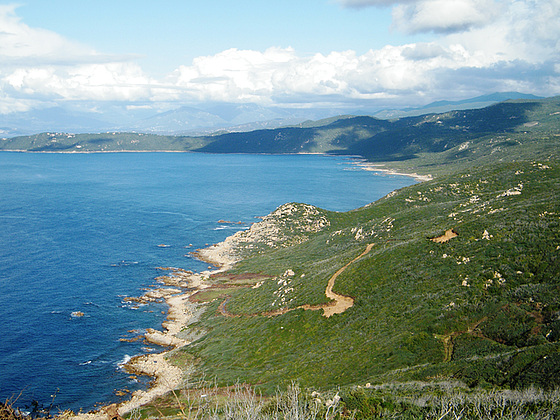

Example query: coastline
[102,210,283,418]
[61,159,428,420]
[116,258,234,416]
[352,161,433,182]
[65,255,235,420]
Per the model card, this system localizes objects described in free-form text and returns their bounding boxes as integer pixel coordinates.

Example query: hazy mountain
[0,106,111,137]
[374,92,542,119]
[0,92,542,138]
[129,106,228,134]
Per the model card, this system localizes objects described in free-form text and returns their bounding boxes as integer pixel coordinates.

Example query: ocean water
[0,152,415,413]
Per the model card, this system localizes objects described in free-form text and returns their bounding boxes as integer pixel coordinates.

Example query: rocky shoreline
[64,195,411,419]
[116,257,233,417]
[64,256,233,420]
[66,202,356,419]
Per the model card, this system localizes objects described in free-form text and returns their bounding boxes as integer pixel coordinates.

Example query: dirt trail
[322,243,374,317]
[430,229,458,243]
[219,243,374,318]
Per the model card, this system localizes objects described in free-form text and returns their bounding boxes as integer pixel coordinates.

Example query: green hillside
[178,160,560,391]
[0,131,211,152]
[129,97,560,418]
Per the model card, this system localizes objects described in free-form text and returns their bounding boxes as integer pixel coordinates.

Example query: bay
[0,152,415,413]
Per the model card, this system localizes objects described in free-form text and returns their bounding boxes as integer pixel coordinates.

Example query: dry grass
[129,382,342,420]
[129,382,560,419]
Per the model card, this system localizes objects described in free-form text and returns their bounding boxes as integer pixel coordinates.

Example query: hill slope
[176,159,560,394]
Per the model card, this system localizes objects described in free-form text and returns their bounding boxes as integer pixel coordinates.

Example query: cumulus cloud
[163,43,498,106]
[392,0,500,34]
[338,0,503,35]
[4,63,154,101]
[443,0,560,64]
[0,1,559,114]
[0,4,156,112]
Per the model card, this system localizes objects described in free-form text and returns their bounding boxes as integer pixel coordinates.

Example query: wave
[150,211,194,222]
[117,354,133,369]
[214,225,249,231]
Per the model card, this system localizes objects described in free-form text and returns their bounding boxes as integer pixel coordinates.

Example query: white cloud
[164,43,498,107]
[0,1,559,114]
[4,63,155,101]
[0,4,156,112]
[444,0,560,64]
[393,0,500,34]
[0,4,96,65]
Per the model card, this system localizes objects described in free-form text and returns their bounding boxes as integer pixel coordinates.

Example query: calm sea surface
[0,152,414,413]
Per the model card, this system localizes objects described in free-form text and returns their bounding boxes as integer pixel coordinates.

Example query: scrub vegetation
[123,97,560,418]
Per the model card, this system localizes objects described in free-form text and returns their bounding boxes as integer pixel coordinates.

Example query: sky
[1,0,559,115]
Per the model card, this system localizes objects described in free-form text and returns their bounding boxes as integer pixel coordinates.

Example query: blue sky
[1,0,559,114]
[15,1,420,75]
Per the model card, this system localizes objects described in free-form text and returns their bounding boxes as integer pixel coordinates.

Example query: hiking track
[219,243,375,318]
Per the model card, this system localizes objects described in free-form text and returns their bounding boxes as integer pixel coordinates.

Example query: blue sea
[0,152,414,413]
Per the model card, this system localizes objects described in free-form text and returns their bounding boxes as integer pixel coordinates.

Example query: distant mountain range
[3,96,558,171]
[0,92,541,138]
[373,92,542,119]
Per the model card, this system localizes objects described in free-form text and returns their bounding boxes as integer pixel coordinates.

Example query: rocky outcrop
[198,203,330,267]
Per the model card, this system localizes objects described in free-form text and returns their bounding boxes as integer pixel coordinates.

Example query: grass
[1,397,28,420]
[129,382,345,420]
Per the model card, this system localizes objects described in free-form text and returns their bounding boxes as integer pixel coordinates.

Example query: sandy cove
[352,161,433,182]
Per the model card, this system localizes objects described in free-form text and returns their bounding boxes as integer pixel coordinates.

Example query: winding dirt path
[219,243,374,318]
[322,243,374,317]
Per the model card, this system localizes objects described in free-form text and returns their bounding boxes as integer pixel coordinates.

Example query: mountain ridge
[0,92,539,138]
[2,96,557,169]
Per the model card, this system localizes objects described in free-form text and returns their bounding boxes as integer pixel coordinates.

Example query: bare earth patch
[430,229,458,243]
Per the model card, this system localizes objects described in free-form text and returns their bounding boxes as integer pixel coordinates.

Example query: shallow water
[0,152,414,413]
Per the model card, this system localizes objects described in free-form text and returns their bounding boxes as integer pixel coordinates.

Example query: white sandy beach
[353,161,433,182]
